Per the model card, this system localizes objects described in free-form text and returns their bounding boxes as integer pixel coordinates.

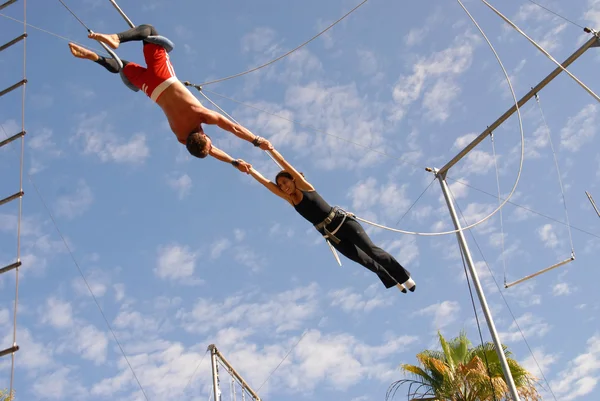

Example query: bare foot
[68,43,99,61]
[88,32,120,49]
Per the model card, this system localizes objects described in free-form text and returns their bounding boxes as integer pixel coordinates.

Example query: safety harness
[314,207,355,267]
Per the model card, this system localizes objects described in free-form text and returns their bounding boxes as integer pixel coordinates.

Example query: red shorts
[122,43,177,102]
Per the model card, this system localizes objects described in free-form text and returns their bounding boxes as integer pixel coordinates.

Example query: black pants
[325,216,412,289]
[94,24,159,73]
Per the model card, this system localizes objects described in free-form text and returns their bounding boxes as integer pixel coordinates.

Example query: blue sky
[1,0,600,400]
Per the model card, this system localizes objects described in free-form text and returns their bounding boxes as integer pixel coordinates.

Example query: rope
[256,330,308,393]
[446,176,600,240]
[190,0,369,87]
[525,0,586,30]
[56,0,91,31]
[490,133,509,286]
[9,0,27,396]
[0,128,151,400]
[182,349,210,396]
[534,93,575,254]
[482,0,600,103]
[350,0,527,237]
[395,178,437,226]
[0,12,108,55]
[451,188,559,401]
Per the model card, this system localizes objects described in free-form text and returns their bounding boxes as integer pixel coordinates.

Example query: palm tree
[0,388,14,401]
[386,331,541,401]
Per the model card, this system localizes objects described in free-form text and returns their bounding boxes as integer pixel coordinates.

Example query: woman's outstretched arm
[247,167,292,203]
[267,148,314,191]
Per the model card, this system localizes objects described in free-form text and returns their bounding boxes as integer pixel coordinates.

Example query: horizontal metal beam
[0,33,27,53]
[0,130,25,148]
[438,33,600,176]
[0,79,27,98]
[0,0,17,12]
[505,255,575,289]
[0,260,21,275]
[0,191,24,207]
[0,345,19,358]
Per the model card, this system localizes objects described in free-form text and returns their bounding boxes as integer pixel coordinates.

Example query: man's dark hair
[186,131,211,158]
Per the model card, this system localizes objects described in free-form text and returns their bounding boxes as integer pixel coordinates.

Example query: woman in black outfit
[243,147,416,293]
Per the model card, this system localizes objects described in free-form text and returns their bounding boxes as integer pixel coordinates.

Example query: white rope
[193,0,369,87]
[482,0,600,103]
[490,133,509,285]
[534,93,575,254]
[353,0,528,237]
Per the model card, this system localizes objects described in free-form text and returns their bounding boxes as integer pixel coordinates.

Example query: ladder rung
[0,33,27,53]
[0,0,17,12]
[0,79,27,98]
[0,191,24,207]
[0,345,19,358]
[0,130,25,148]
[0,260,21,275]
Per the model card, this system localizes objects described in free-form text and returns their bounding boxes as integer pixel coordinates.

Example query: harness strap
[314,206,348,245]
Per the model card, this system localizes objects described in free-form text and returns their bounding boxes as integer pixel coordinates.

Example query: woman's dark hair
[275,170,304,184]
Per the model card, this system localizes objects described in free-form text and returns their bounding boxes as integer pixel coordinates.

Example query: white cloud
[498,313,550,342]
[551,334,600,401]
[347,177,411,220]
[413,300,460,329]
[155,243,200,283]
[537,224,558,248]
[40,297,73,329]
[54,179,94,219]
[328,285,392,313]
[167,173,192,199]
[210,238,231,259]
[553,282,572,296]
[71,112,150,164]
[560,104,597,152]
[391,31,479,121]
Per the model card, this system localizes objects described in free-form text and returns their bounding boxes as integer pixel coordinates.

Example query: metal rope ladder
[0,0,27,397]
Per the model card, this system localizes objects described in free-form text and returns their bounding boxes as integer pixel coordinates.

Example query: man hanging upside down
[68,24,271,170]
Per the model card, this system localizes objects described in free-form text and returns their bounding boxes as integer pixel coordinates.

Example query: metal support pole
[209,345,221,401]
[439,33,600,176]
[437,172,521,401]
[586,191,600,218]
[108,0,135,28]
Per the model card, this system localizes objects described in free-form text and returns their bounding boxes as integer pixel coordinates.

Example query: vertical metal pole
[437,172,521,401]
[107,0,135,28]
[209,345,221,401]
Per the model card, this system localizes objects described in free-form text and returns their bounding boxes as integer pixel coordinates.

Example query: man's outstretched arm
[201,109,272,150]
[209,145,252,173]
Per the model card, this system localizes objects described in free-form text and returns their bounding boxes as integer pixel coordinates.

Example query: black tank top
[293,190,332,225]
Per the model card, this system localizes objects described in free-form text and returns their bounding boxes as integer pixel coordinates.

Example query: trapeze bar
[438,34,600,176]
[504,255,575,289]
[0,0,17,12]
[0,33,27,53]
[208,344,262,401]
[0,79,27,98]
[0,345,19,358]
[0,260,21,275]
[0,191,24,207]
[108,0,135,28]
[0,131,25,148]
[586,191,600,218]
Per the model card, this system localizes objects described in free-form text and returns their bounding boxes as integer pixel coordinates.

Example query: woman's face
[277,176,296,195]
